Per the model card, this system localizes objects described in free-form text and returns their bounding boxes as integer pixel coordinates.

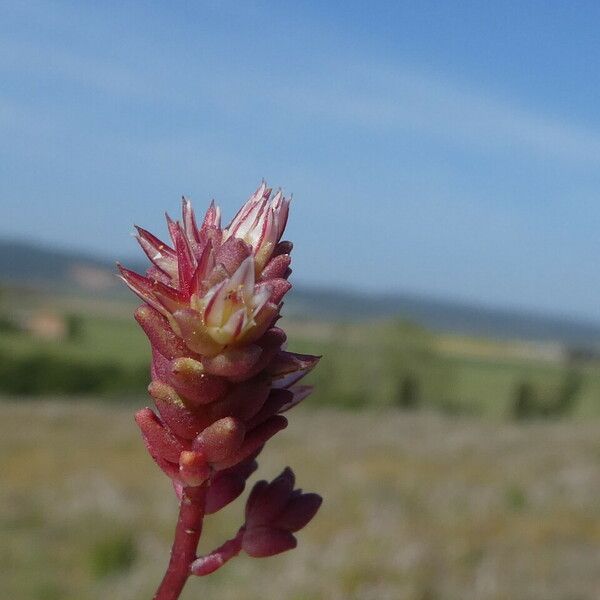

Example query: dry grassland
[1,400,599,600]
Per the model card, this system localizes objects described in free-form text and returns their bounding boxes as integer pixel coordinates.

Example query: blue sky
[2,1,600,319]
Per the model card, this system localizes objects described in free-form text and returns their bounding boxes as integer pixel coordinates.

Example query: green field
[2,285,600,418]
[1,400,599,600]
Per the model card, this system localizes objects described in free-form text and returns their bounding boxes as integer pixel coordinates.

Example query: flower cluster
[119,183,321,591]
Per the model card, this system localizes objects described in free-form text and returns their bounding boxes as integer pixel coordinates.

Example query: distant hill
[2,238,600,346]
[0,239,131,291]
[290,287,600,346]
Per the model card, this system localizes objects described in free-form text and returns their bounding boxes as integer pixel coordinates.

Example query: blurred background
[2,2,600,599]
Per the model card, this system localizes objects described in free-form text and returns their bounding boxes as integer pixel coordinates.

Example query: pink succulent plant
[119,183,321,600]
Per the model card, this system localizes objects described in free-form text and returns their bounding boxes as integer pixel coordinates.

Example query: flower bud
[241,469,321,558]
[224,183,290,272]
[205,474,246,514]
[214,236,252,275]
[179,450,211,487]
[151,348,171,382]
[273,240,293,257]
[213,415,287,471]
[272,493,322,532]
[172,308,224,357]
[245,467,295,528]
[242,527,297,558]
[134,407,184,463]
[260,253,291,281]
[148,381,210,439]
[205,457,259,514]
[168,357,229,407]
[201,345,263,380]
[245,389,293,429]
[193,417,246,463]
[135,305,189,360]
[228,328,286,383]
[207,376,271,423]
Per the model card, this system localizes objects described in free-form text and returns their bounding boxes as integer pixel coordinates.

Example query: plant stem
[153,485,207,600]
[190,528,244,576]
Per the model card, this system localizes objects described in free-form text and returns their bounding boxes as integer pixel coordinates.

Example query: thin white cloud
[0,39,160,100]
[267,63,600,165]
[2,13,600,167]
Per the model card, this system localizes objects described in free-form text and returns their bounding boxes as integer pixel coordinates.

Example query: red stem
[153,485,207,600]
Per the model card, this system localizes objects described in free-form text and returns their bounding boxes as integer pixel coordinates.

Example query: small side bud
[179,450,211,487]
[272,493,323,532]
[242,526,297,558]
[245,467,295,528]
[242,469,321,557]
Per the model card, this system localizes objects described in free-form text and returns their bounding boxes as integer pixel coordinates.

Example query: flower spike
[120,182,321,600]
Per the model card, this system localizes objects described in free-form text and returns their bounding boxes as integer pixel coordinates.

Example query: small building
[25,310,67,341]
